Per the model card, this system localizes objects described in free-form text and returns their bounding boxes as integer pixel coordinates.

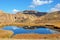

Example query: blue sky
[0,0,60,13]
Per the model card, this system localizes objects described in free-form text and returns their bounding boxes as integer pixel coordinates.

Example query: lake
[1,26,58,35]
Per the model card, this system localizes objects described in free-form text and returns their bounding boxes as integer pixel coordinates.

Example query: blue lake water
[2,26,55,35]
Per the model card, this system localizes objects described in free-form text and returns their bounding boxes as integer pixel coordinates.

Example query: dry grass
[0,30,14,38]
[12,34,60,39]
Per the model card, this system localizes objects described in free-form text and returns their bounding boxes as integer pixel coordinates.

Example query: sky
[0,0,60,14]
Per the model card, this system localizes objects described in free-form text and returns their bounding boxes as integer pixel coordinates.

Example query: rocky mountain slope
[0,10,47,23]
[0,10,60,28]
[34,11,60,22]
[33,11,60,28]
[22,10,47,16]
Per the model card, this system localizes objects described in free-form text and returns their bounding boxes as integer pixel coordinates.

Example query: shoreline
[12,34,60,39]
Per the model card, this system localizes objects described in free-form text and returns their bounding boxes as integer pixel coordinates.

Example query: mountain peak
[23,10,38,14]
[22,10,47,16]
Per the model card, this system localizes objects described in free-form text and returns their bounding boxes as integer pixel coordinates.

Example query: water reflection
[2,26,57,35]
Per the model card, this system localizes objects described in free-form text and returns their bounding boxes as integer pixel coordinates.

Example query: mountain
[22,10,47,16]
[33,11,60,28]
[39,11,60,23]
[0,10,60,29]
[15,12,37,23]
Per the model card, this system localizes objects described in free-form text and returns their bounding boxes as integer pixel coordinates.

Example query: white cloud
[50,4,60,12]
[12,9,20,13]
[33,0,53,5]
[29,0,53,8]
[29,5,35,8]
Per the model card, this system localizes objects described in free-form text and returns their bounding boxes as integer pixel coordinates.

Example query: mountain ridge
[0,10,60,29]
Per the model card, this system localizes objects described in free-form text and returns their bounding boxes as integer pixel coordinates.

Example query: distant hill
[32,11,60,28]
[32,11,60,23]
[40,11,60,22]
[15,10,47,23]
[22,10,47,16]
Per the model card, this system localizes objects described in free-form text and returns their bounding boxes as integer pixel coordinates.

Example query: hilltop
[37,11,60,24]
[34,11,60,23]
[22,10,47,16]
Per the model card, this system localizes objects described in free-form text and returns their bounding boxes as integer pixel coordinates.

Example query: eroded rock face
[0,11,37,23]
[0,10,47,24]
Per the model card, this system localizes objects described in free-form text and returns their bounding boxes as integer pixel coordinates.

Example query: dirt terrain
[13,34,60,39]
[0,30,13,38]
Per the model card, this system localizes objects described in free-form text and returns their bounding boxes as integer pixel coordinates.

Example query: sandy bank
[12,34,60,39]
[0,30,14,38]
